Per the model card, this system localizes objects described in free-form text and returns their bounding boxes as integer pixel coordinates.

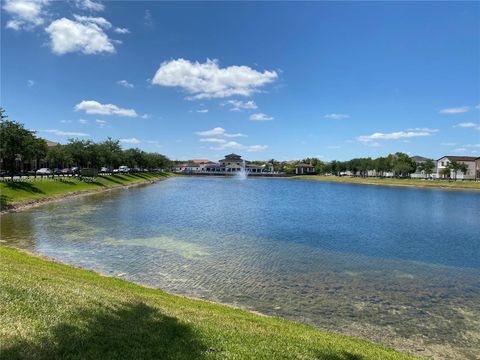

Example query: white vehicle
[36,168,52,175]
[118,166,130,173]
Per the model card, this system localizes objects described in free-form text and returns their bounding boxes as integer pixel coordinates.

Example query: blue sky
[2,1,479,161]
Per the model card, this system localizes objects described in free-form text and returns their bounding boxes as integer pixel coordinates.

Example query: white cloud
[27,79,34,87]
[72,15,111,29]
[141,114,151,119]
[324,113,350,120]
[78,119,88,124]
[209,141,267,153]
[120,138,140,144]
[440,142,456,146]
[144,9,153,27]
[74,100,138,117]
[225,100,258,111]
[45,17,115,55]
[195,127,226,137]
[454,122,480,130]
[151,58,278,99]
[453,147,467,152]
[197,109,209,113]
[41,129,89,137]
[76,0,104,12]
[3,0,48,31]
[223,132,247,138]
[249,113,273,121]
[195,127,247,138]
[114,27,130,34]
[117,79,134,88]
[200,138,226,143]
[95,119,107,127]
[439,106,470,114]
[247,145,268,152]
[357,128,438,142]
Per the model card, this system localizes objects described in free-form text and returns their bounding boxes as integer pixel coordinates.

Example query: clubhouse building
[173,153,274,174]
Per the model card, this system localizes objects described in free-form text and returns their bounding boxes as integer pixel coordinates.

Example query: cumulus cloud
[454,122,480,130]
[3,0,48,31]
[74,100,138,117]
[249,113,273,121]
[76,0,104,12]
[45,16,115,55]
[114,27,130,34]
[439,106,470,114]
[78,119,88,124]
[195,127,247,138]
[324,113,350,120]
[41,129,89,137]
[225,100,258,111]
[151,58,278,99]
[117,80,134,88]
[357,128,438,142]
[120,138,140,144]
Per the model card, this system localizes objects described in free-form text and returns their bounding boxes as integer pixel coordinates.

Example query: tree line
[0,110,171,176]
[269,154,467,179]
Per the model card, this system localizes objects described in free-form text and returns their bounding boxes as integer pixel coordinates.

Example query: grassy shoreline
[0,173,171,212]
[291,175,480,191]
[0,246,418,359]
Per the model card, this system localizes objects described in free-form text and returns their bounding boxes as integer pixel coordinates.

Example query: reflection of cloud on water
[104,236,209,259]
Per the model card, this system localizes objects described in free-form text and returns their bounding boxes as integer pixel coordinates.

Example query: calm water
[2,177,480,359]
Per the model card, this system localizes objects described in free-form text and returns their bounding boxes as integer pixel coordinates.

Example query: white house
[436,156,479,180]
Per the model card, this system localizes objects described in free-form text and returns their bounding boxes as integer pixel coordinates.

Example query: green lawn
[0,173,170,209]
[0,246,419,360]
[292,175,480,191]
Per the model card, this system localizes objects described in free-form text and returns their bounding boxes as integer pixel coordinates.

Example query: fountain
[236,160,248,179]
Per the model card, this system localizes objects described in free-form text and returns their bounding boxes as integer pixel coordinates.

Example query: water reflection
[1,177,479,359]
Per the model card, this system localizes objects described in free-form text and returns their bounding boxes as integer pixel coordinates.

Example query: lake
[2,176,479,359]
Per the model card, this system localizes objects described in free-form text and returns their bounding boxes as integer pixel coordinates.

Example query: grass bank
[0,247,417,360]
[0,173,171,211]
[292,175,480,191]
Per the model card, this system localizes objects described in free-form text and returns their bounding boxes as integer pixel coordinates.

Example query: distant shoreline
[291,175,480,192]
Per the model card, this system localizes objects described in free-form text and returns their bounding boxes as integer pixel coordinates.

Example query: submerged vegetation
[0,246,418,360]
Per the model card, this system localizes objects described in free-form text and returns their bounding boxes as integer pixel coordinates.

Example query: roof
[411,156,430,162]
[190,159,211,164]
[45,139,59,147]
[223,153,242,158]
[295,163,315,168]
[437,156,480,162]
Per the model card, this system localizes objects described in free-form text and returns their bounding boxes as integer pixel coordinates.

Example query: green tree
[391,153,416,177]
[439,166,451,179]
[0,117,38,177]
[47,144,72,169]
[448,160,461,180]
[458,162,468,179]
[417,159,435,178]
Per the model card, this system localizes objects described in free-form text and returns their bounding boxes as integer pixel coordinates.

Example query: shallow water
[2,177,479,359]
